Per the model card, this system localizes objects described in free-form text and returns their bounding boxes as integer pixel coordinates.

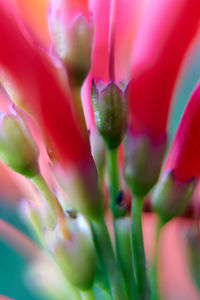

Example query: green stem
[131,196,150,300]
[90,216,128,300]
[149,217,163,300]
[107,149,132,297]
[106,148,118,218]
[106,148,120,261]
[114,218,138,300]
[31,173,55,210]
[81,289,95,300]
[31,173,58,229]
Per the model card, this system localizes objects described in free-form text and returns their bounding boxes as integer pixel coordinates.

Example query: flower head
[165,80,200,181]
[152,80,200,222]
[124,0,200,196]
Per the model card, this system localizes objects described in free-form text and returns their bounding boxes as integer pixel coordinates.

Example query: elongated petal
[81,0,111,130]
[0,0,90,168]
[90,0,111,82]
[11,0,50,48]
[114,0,143,82]
[82,0,142,129]
[165,80,200,181]
[129,0,200,141]
[90,0,142,82]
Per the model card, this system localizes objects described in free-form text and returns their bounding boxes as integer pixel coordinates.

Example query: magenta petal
[128,0,200,141]
[165,80,200,181]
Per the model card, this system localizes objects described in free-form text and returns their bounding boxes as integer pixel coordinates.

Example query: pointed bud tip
[91,79,128,149]
[0,114,39,178]
[151,170,196,223]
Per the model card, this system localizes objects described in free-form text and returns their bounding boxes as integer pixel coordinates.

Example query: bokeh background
[0,37,200,300]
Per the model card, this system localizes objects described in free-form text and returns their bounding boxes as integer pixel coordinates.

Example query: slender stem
[131,196,150,300]
[31,173,69,238]
[81,289,95,300]
[31,173,55,212]
[90,216,128,300]
[106,148,134,297]
[149,217,163,300]
[114,218,138,300]
[106,148,118,218]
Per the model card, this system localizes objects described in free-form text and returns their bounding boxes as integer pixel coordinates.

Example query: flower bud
[55,159,103,220]
[91,80,127,149]
[151,170,195,223]
[46,215,97,290]
[0,114,39,178]
[27,256,81,300]
[50,8,93,85]
[124,132,166,196]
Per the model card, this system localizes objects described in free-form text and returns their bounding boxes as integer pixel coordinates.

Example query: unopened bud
[46,215,97,290]
[124,132,166,196]
[151,170,195,223]
[92,80,127,149]
[27,256,81,300]
[55,159,103,220]
[50,13,93,85]
[0,114,39,178]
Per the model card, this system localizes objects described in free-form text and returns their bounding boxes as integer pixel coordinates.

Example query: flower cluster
[0,0,200,300]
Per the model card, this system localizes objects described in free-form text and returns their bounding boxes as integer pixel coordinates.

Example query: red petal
[129,0,200,141]
[165,80,200,181]
[0,1,90,168]
[11,0,50,48]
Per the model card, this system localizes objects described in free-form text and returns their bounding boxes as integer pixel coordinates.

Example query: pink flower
[124,0,200,196]
[0,0,91,171]
[165,80,200,182]
[152,81,200,222]
[82,0,142,131]
[128,0,200,141]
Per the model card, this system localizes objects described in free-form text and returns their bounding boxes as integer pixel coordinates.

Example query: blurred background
[0,39,200,300]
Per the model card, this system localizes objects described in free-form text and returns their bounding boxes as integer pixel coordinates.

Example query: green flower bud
[46,215,97,290]
[28,256,82,300]
[0,114,39,177]
[91,80,128,149]
[55,159,103,220]
[52,15,93,86]
[124,132,166,196]
[151,170,195,223]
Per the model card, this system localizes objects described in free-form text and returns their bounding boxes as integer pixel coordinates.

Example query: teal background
[168,43,200,143]
[0,201,47,300]
[0,44,199,300]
